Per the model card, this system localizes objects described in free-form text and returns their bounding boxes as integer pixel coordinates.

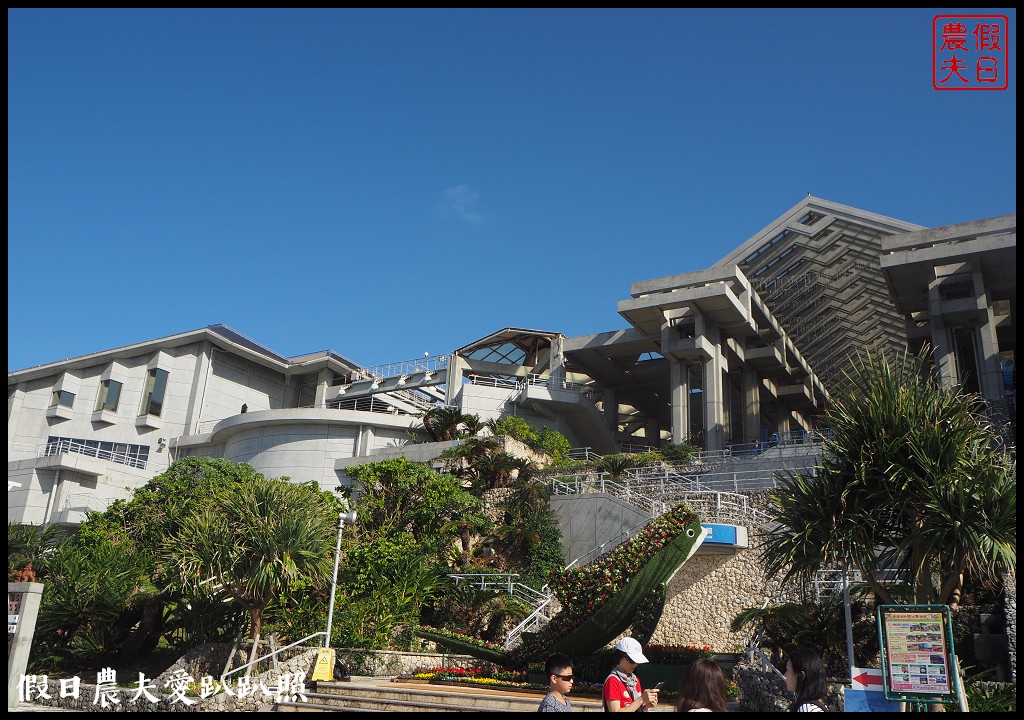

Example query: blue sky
[8,8,1016,372]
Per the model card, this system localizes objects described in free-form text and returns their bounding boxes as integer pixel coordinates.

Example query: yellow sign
[310,648,335,681]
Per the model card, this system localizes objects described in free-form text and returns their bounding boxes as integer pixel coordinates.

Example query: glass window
[95,379,122,412]
[50,389,76,408]
[141,368,169,417]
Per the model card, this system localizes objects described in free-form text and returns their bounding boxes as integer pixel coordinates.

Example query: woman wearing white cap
[602,637,660,712]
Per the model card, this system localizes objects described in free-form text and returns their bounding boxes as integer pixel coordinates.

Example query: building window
[140,368,169,417]
[45,435,150,470]
[95,379,123,412]
[50,389,76,408]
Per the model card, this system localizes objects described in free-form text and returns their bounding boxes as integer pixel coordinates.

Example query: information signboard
[876,604,961,705]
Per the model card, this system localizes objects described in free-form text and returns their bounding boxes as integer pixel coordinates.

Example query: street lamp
[324,509,358,648]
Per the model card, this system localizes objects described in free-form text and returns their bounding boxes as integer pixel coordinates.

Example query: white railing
[221,631,326,681]
[361,355,449,382]
[61,492,109,514]
[327,397,417,415]
[448,573,549,606]
[466,374,520,388]
[620,442,657,454]
[38,439,148,470]
[568,447,601,462]
[520,373,592,395]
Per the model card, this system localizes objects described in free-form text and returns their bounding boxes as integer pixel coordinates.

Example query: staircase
[274,677,609,712]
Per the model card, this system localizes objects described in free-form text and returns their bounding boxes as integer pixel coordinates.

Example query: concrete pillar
[669,358,690,444]
[973,268,1003,402]
[314,367,332,409]
[185,342,213,433]
[7,582,45,709]
[743,369,761,444]
[603,386,618,435]
[444,354,466,406]
[928,274,957,389]
[702,326,727,451]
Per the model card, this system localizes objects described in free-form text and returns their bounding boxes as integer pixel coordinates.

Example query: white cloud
[440,184,483,224]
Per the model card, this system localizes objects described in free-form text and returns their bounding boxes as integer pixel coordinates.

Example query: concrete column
[185,341,213,433]
[743,369,761,444]
[973,268,1003,402]
[7,382,26,447]
[702,326,727,451]
[7,582,45,709]
[927,274,957,389]
[444,354,466,406]
[314,367,332,409]
[603,386,618,435]
[669,358,690,444]
[644,417,660,447]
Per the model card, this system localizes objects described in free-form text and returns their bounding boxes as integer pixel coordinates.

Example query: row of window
[49,368,169,417]
[44,436,150,470]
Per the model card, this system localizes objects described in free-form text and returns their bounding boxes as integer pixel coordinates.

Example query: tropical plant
[344,457,479,544]
[164,477,340,669]
[460,413,486,438]
[440,511,493,568]
[760,347,1016,609]
[729,592,878,676]
[660,442,698,465]
[8,522,63,579]
[422,406,466,441]
[595,454,637,480]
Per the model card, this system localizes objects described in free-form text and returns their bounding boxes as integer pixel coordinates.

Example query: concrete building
[7,197,1015,529]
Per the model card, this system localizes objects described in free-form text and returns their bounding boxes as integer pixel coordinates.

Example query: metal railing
[38,438,148,470]
[567,447,601,462]
[620,442,658,454]
[361,354,449,382]
[448,573,549,606]
[220,631,326,681]
[519,373,592,395]
[327,397,417,415]
[466,374,519,388]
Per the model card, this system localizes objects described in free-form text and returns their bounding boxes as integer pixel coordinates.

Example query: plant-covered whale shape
[419,502,707,666]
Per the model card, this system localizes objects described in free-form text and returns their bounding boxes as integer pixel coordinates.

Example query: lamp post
[324,509,357,648]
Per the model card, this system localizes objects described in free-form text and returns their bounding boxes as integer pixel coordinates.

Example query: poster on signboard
[876,604,960,704]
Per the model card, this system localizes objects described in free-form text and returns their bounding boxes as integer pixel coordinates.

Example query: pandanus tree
[165,477,340,672]
[761,347,1016,609]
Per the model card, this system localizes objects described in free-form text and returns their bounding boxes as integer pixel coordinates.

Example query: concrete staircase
[273,677,611,712]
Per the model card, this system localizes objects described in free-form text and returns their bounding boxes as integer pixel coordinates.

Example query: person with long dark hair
[783,647,828,712]
[675,658,728,712]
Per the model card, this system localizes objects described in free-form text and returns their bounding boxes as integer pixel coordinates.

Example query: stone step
[274,678,611,712]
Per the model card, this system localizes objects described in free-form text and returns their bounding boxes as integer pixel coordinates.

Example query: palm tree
[422,406,465,441]
[460,413,486,438]
[8,522,63,580]
[466,452,521,491]
[761,347,1016,609]
[595,454,636,480]
[440,512,494,568]
[165,477,338,672]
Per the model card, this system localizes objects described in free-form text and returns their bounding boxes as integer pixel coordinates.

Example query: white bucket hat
[614,637,649,664]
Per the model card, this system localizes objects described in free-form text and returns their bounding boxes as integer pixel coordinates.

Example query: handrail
[220,631,326,680]
[38,438,148,470]
[448,573,549,604]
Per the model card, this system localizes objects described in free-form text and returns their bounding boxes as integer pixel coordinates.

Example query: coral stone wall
[651,491,783,651]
